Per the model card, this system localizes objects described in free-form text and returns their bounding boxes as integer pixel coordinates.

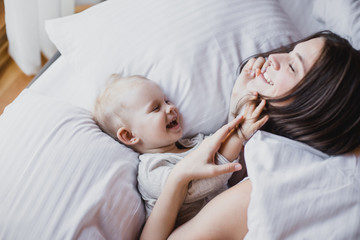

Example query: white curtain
[4,0,75,75]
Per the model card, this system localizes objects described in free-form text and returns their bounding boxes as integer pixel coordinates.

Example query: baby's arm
[140,118,243,240]
[219,99,268,161]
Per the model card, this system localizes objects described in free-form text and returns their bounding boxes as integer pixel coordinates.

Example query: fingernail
[234,164,242,170]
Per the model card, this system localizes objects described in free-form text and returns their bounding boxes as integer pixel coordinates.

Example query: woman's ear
[116,127,140,146]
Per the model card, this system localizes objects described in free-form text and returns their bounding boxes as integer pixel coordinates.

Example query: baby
[93,74,266,226]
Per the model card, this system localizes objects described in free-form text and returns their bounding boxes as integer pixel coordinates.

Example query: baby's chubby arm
[219,99,268,161]
[140,118,243,240]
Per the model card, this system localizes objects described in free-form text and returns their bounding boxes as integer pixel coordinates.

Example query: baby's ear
[116,127,140,146]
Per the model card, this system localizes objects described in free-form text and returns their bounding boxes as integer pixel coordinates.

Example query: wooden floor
[0,57,40,115]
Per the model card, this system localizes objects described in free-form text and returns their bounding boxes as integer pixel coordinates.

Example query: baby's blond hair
[93,74,148,140]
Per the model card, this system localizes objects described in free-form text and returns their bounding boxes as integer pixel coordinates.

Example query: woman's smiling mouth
[262,72,274,85]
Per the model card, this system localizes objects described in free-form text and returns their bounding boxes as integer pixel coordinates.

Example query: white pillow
[45,0,301,137]
[277,0,324,37]
[313,0,360,49]
[0,89,145,240]
[244,131,360,239]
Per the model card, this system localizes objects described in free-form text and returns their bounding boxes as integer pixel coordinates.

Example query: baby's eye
[152,105,160,112]
[165,99,171,104]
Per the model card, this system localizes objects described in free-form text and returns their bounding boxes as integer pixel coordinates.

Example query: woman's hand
[240,57,266,84]
[230,57,266,121]
[140,117,244,240]
[173,116,244,183]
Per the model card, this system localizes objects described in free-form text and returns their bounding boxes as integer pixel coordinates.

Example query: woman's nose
[268,54,280,70]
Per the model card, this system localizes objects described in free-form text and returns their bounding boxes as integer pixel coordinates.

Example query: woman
[140,31,360,239]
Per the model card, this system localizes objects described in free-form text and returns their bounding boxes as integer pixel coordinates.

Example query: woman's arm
[140,117,244,240]
[169,180,252,240]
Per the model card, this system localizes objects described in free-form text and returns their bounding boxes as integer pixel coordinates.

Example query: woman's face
[246,37,325,97]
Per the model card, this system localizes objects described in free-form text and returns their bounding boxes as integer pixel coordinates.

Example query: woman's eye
[289,64,295,72]
[165,100,171,104]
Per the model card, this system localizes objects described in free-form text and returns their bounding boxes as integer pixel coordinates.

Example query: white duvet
[245,131,360,239]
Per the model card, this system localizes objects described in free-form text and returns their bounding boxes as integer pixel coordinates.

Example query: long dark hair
[240,31,360,155]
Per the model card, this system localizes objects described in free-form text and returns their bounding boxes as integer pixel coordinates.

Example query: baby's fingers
[251,99,266,118]
[246,103,256,117]
[252,115,269,132]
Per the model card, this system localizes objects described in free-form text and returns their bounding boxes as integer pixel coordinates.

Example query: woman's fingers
[244,57,265,72]
[246,57,266,77]
[261,58,271,73]
[213,162,242,175]
[244,58,256,72]
[211,116,244,146]
[252,57,265,70]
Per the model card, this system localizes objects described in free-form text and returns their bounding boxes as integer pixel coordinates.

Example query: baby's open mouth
[166,119,178,129]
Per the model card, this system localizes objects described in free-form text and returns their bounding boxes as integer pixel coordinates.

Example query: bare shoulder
[169,180,252,240]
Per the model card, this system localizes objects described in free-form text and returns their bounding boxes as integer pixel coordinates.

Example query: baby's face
[125,80,183,151]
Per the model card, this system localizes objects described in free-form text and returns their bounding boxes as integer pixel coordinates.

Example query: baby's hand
[174,117,244,183]
[237,96,268,142]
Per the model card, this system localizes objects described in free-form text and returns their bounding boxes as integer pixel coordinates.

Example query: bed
[1,0,359,239]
